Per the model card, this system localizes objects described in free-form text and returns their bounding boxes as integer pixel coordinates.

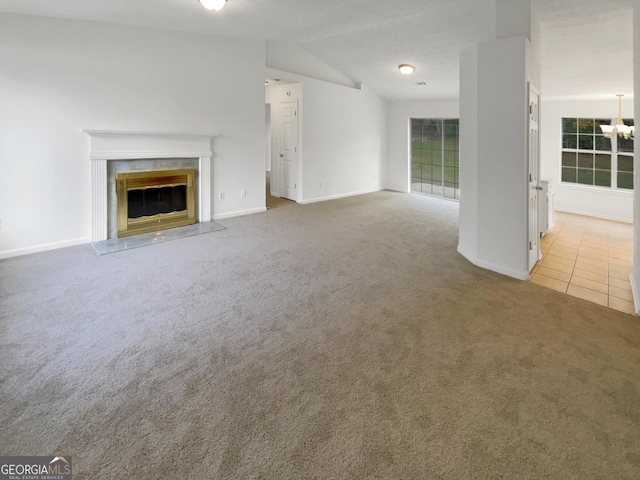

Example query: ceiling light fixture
[199,0,227,11]
[399,64,415,75]
[600,94,634,139]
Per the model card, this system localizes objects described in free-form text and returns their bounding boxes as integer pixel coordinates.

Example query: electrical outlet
[241,189,247,198]
[219,192,225,200]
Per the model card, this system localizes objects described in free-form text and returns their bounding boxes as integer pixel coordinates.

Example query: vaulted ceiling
[0,0,633,100]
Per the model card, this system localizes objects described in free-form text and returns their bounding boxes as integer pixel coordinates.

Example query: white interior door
[528,85,541,272]
[280,101,298,201]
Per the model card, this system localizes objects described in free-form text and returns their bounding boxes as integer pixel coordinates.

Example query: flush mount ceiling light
[600,94,635,139]
[199,0,227,11]
[398,64,415,75]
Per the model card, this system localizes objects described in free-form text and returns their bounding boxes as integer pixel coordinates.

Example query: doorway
[264,97,299,209]
[265,83,302,206]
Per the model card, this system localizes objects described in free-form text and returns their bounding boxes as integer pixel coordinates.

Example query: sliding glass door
[411,118,460,200]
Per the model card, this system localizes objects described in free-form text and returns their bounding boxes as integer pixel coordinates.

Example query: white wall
[266,70,386,204]
[0,13,266,257]
[302,80,386,203]
[540,97,634,223]
[385,100,460,193]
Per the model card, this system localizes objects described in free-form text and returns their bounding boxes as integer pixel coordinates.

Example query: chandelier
[600,94,634,139]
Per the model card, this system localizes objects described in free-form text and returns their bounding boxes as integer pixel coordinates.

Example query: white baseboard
[629,273,640,316]
[300,188,381,205]
[383,187,410,194]
[213,207,267,220]
[457,245,529,281]
[554,208,632,224]
[0,237,91,260]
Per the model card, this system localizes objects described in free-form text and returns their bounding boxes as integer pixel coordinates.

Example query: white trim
[556,182,634,197]
[630,274,640,316]
[554,207,632,224]
[384,187,410,194]
[92,158,108,241]
[213,207,267,220]
[198,156,212,223]
[300,188,382,204]
[0,237,90,260]
[457,245,529,281]
[88,150,212,160]
[82,130,214,135]
[543,94,635,101]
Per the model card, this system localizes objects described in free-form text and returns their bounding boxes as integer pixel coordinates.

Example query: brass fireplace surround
[116,169,195,238]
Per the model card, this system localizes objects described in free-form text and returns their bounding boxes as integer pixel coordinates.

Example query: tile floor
[530,211,635,315]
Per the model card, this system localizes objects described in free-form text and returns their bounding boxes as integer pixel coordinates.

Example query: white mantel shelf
[84,130,214,242]
[82,130,215,160]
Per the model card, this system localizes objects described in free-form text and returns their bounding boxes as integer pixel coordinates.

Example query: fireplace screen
[116,169,195,237]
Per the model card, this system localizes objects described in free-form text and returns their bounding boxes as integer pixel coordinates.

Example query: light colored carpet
[1,191,639,479]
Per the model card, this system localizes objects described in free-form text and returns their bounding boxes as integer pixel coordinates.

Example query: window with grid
[411,119,459,200]
[561,117,634,190]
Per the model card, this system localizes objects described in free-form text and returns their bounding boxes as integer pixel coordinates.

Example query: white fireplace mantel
[83,130,214,242]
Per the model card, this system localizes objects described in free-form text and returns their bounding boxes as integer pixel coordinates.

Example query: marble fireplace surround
[84,130,213,242]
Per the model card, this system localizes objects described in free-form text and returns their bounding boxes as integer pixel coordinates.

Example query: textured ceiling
[539,0,634,97]
[0,0,634,100]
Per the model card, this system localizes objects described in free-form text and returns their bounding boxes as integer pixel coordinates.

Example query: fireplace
[116,169,196,237]
[84,130,214,242]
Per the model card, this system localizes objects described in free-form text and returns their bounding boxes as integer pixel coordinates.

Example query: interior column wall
[631,0,640,314]
[458,46,480,263]
[458,0,539,280]
[458,37,531,280]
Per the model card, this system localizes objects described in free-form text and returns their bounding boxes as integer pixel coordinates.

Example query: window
[411,118,459,200]
[561,117,634,190]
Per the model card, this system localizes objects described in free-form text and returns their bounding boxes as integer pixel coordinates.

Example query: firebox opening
[128,185,188,218]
